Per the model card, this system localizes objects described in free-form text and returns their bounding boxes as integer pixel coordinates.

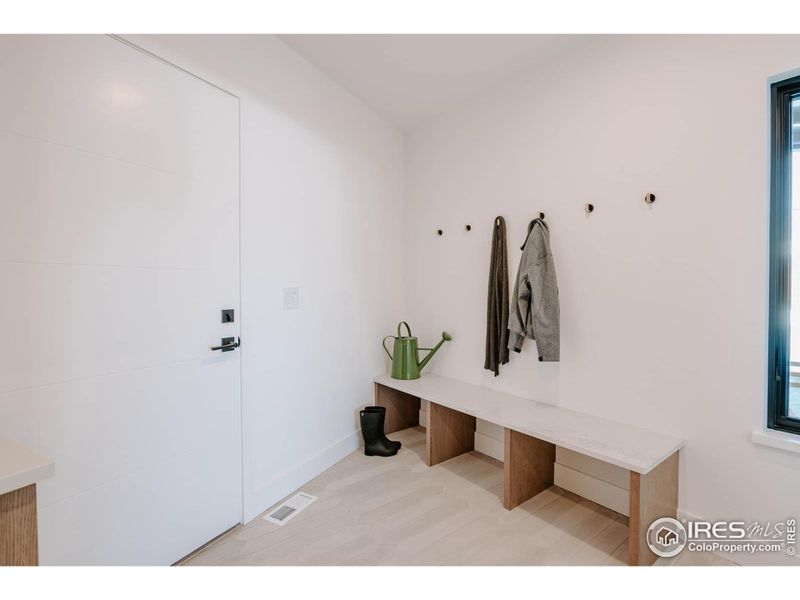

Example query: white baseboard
[476,419,505,441]
[244,430,359,523]
[475,431,504,462]
[555,447,629,490]
[554,463,629,516]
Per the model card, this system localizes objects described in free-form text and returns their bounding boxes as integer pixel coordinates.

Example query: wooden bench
[374,373,683,566]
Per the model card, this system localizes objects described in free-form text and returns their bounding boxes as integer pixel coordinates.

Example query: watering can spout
[417,331,452,372]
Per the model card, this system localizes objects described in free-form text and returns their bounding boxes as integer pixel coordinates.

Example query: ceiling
[279,35,588,130]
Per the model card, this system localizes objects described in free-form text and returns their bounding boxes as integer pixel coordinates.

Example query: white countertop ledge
[0,437,55,496]
[375,373,684,474]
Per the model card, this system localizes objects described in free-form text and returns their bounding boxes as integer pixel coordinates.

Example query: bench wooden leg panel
[426,402,476,467]
[0,484,38,566]
[628,450,679,566]
[503,428,556,510]
[374,383,421,434]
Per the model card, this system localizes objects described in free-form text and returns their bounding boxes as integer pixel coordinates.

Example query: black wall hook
[538,212,545,220]
[645,193,656,205]
[585,203,595,213]
[465,224,472,231]
[437,229,443,236]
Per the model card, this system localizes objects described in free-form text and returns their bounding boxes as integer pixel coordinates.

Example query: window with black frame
[768,75,800,435]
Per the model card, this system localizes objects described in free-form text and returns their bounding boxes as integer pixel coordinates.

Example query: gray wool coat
[508,219,560,362]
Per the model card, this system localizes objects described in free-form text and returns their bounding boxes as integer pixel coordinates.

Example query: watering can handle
[382,336,394,360]
[397,321,412,338]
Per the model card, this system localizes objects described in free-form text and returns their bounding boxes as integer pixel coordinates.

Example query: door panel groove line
[0,125,191,180]
[0,356,215,397]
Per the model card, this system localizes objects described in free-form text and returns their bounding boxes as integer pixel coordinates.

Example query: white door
[0,35,241,565]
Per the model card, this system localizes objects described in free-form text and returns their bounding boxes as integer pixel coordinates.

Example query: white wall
[128,35,405,522]
[404,35,800,565]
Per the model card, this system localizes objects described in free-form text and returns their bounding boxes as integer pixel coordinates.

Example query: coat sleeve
[508,251,533,353]
[529,228,560,362]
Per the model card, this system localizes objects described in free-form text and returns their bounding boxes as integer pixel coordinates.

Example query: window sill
[751,428,800,455]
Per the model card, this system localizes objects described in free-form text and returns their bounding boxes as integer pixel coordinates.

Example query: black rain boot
[360,409,399,457]
[364,406,402,451]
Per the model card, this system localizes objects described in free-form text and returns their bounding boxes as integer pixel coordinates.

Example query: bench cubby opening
[374,382,420,433]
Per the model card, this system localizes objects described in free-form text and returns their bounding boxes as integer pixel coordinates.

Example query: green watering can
[383,322,452,380]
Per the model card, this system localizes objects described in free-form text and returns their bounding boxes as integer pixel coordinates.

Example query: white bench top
[374,373,682,474]
[0,437,54,496]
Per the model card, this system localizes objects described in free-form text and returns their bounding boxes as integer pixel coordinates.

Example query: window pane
[789,97,800,420]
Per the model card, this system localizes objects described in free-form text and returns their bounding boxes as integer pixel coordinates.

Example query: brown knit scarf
[484,216,510,376]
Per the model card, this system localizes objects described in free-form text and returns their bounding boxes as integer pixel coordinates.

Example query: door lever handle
[210,336,241,352]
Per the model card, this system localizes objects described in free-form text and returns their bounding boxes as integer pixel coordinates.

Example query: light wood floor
[182,427,737,566]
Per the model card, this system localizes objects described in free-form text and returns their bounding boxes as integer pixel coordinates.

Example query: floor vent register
[263,492,318,526]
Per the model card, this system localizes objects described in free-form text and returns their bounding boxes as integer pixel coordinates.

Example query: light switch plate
[283,287,300,310]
